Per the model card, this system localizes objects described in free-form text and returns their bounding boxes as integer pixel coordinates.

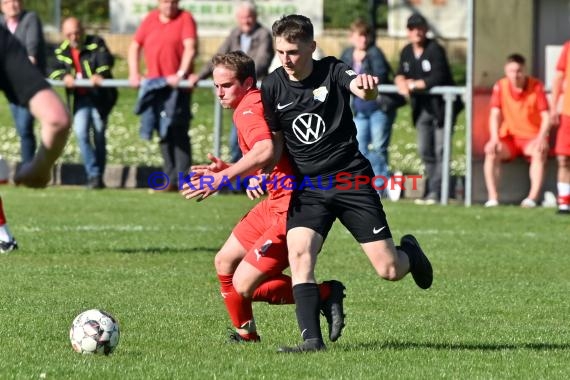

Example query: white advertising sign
[110,0,323,36]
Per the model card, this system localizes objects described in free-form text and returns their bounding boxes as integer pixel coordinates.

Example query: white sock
[557,182,570,210]
[0,224,14,242]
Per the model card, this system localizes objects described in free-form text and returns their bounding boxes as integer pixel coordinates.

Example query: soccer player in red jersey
[549,42,570,214]
[180,51,345,343]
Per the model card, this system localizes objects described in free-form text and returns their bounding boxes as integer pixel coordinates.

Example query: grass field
[0,186,569,379]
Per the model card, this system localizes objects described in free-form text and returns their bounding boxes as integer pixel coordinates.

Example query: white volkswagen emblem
[292,113,326,145]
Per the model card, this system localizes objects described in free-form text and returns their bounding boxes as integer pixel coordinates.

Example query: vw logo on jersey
[292,113,326,145]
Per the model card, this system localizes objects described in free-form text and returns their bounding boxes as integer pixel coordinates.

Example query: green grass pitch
[0,186,569,379]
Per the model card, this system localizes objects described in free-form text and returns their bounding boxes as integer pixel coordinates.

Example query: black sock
[398,244,415,271]
[292,283,323,342]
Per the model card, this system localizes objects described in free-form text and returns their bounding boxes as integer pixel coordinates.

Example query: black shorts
[286,181,392,244]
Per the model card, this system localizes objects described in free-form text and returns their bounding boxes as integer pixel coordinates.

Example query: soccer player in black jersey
[260,14,433,353]
[0,26,70,252]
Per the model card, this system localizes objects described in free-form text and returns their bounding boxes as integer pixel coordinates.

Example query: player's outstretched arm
[180,139,274,201]
[14,88,71,188]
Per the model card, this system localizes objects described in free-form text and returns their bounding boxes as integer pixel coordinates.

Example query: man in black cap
[395,12,457,205]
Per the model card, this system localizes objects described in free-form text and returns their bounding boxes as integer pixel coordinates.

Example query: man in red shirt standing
[180,51,345,343]
[128,0,197,191]
[549,42,570,214]
[483,53,550,208]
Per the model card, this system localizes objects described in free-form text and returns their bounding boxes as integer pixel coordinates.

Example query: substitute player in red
[483,53,550,208]
[550,42,570,214]
[180,51,345,343]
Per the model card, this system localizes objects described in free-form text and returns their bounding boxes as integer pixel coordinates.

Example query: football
[69,309,120,355]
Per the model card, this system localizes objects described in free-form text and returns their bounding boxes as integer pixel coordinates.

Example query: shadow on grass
[346,340,570,351]
[114,247,218,254]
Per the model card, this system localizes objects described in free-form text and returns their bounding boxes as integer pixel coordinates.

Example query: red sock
[217,273,254,329]
[318,282,331,302]
[251,275,332,304]
[0,197,6,225]
[558,194,570,206]
[252,274,294,304]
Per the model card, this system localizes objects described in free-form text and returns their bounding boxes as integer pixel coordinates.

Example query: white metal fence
[48,79,468,205]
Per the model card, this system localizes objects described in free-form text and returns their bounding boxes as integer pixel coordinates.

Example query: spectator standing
[1,27,71,252]
[128,0,198,190]
[49,17,118,189]
[189,1,273,163]
[340,18,397,195]
[394,13,457,205]
[0,0,46,164]
[483,54,550,208]
[549,41,570,214]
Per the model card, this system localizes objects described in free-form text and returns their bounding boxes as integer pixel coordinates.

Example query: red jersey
[233,89,293,212]
[556,41,570,116]
[133,9,197,78]
[490,76,548,138]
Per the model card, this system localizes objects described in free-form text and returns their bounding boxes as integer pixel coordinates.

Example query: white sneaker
[484,199,499,207]
[520,198,537,208]
[542,191,557,208]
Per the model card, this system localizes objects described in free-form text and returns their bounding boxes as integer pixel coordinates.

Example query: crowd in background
[2,0,568,214]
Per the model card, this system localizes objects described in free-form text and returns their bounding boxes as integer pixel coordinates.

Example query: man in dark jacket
[49,17,117,189]
[395,13,457,205]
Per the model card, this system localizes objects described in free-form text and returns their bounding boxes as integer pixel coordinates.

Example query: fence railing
[48,79,468,206]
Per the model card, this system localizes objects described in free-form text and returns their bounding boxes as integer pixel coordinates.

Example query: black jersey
[0,26,50,106]
[261,56,369,179]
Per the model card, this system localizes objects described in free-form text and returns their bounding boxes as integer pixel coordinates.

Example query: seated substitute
[483,53,550,208]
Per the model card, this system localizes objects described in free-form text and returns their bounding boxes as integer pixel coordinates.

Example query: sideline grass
[0,186,569,379]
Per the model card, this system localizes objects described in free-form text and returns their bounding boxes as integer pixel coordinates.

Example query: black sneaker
[400,234,433,289]
[0,238,18,254]
[320,280,346,342]
[277,338,326,353]
[227,329,260,343]
[557,208,570,215]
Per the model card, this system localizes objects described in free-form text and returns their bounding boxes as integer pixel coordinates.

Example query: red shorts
[500,135,533,160]
[555,115,570,156]
[233,199,289,277]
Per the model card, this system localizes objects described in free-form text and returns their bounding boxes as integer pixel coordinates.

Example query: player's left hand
[246,176,265,200]
[355,74,379,90]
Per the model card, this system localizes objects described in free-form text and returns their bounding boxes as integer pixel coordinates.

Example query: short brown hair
[272,14,313,44]
[211,51,257,86]
[506,53,525,66]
